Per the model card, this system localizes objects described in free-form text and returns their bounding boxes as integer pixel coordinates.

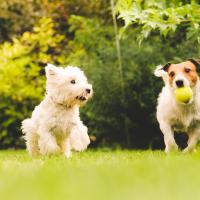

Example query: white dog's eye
[71,80,76,84]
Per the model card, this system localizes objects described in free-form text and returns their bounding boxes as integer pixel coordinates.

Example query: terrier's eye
[185,68,191,73]
[169,71,175,77]
[71,80,76,84]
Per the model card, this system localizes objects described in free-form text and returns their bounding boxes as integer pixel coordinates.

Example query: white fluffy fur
[155,66,200,153]
[22,64,93,158]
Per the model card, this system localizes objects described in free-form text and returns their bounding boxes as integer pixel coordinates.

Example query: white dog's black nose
[176,80,184,87]
[86,89,91,94]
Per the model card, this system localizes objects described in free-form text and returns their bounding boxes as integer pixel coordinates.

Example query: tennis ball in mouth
[174,86,193,103]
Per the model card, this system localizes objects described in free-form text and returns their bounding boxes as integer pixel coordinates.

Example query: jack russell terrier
[155,59,200,153]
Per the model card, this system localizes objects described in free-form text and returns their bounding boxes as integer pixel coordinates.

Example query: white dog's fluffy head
[45,64,93,107]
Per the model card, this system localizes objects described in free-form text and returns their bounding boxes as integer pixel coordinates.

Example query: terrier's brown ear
[162,62,171,72]
[188,59,200,73]
[154,64,169,85]
[188,58,200,66]
[154,63,171,77]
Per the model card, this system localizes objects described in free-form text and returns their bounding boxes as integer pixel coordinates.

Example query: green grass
[0,150,200,200]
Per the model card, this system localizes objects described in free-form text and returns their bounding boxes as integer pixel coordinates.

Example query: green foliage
[0,17,63,101]
[116,0,200,44]
[0,17,64,147]
[0,0,110,42]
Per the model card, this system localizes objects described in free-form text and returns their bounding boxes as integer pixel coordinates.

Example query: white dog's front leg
[70,124,90,152]
[25,132,40,157]
[61,138,71,158]
[38,128,60,156]
[159,121,178,153]
[184,129,200,153]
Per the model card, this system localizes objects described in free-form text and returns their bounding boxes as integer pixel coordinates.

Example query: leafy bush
[0,17,64,148]
[116,0,200,44]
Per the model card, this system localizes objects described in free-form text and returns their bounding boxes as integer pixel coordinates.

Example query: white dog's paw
[64,150,72,158]
[27,147,40,157]
[165,142,178,153]
[72,141,87,152]
[39,139,60,156]
[70,130,90,152]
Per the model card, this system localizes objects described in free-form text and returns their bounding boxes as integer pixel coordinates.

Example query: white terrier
[155,59,200,153]
[22,64,93,158]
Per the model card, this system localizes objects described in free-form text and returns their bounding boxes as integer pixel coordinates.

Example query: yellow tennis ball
[174,86,193,103]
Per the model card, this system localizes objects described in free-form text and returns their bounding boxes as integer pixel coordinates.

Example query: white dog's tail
[21,118,35,135]
[21,118,39,156]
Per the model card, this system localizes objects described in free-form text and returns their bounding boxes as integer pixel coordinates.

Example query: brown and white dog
[155,59,200,153]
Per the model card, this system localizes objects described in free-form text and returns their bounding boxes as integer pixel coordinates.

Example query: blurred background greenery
[0,0,199,149]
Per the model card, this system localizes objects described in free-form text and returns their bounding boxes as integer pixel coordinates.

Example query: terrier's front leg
[159,121,178,153]
[184,128,200,153]
[38,128,60,156]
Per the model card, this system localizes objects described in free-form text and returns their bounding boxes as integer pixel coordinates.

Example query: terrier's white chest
[157,86,200,132]
[171,109,200,132]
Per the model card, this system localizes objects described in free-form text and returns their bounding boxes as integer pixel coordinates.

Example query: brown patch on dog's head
[188,58,200,72]
[163,59,199,87]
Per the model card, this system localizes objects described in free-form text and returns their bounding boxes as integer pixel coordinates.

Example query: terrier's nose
[86,89,91,94]
[176,80,184,88]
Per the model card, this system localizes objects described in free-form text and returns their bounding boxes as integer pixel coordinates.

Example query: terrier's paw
[183,146,196,153]
[165,142,178,153]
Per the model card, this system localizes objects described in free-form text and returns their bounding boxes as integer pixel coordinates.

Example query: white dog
[22,64,93,158]
[155,59,200,153]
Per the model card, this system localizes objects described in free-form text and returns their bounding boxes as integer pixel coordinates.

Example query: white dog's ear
[154,63,171,84]
[45,64,59,77]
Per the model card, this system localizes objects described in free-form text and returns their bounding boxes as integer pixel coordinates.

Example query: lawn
[0,150,200,200]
